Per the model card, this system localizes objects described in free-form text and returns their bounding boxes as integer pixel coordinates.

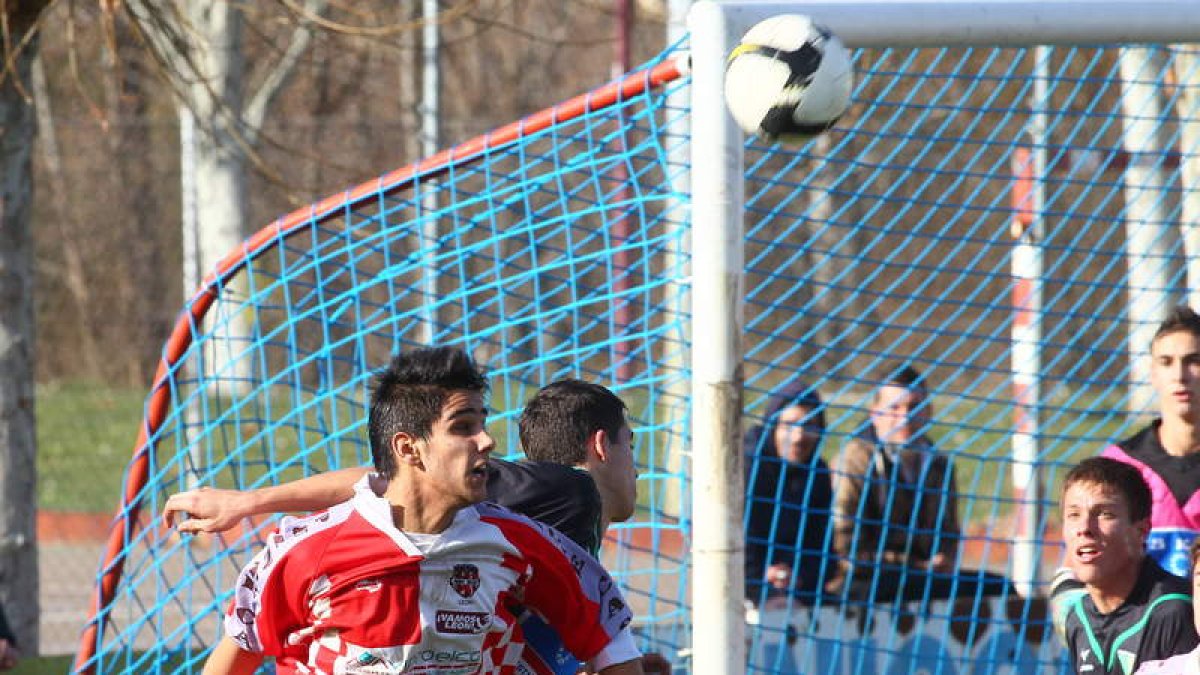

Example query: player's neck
[1158,416,1200,456]
[1086,560,1142,614]
[382,480,460,534]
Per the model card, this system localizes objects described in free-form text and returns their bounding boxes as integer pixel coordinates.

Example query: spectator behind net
[744,379,833,606]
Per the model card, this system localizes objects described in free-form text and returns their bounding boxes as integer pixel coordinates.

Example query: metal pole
[1120,47,1177,412]
[1009,47,1047,596]
[613,0,635,381]
[421,0,441,345]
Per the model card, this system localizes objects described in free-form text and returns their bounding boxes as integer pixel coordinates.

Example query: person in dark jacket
[0,601,17,671]
[744,380,833,606]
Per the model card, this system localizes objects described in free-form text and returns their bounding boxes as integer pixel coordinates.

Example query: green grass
[37,381,147,513]
[17,654,74,673]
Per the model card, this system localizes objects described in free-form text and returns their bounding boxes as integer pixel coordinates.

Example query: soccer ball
[724,14,854,143]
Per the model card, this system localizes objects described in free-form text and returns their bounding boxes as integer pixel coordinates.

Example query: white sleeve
[590,626,642,671]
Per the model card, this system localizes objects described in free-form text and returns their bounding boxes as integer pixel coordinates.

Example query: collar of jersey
[349,473,480,557]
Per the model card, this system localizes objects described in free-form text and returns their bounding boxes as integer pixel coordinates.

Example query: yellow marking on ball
[727,43,766,63]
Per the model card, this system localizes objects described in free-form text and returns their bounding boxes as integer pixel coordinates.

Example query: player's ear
[1133,516,1151,541]
[392,431,424,467]
[590,428,609,463]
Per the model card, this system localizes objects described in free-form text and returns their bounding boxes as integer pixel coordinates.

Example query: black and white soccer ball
[724,14,854,143]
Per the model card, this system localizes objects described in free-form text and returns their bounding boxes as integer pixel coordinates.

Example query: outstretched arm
[201,636,263,675]
[164,466,372,533]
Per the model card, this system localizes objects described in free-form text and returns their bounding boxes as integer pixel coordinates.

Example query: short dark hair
[368,346,488,479]
[1153,305,1200,346]
[874,363,927,401]
[519,379,627,465]
[1062,457,1151,524]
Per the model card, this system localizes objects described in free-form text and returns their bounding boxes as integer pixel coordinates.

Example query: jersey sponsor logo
[1146,529,1199,577]
[450,564,481,599]
[435,610,491,634]
[400,648,483,671]
[355,648,484,673]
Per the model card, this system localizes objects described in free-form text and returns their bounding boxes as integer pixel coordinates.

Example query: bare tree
[0,0,51,654]
[124,0,326,392]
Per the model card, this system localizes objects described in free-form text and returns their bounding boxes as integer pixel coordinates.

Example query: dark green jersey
[1052,558,1196,675]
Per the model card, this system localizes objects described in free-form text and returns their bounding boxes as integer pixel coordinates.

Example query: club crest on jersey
[450,564,481,598]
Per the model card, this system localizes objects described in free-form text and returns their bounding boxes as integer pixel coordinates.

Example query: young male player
[166,378,636,559]
[1051,456,1197,675]
[1102,305,1200,577]
[198,347,643,675]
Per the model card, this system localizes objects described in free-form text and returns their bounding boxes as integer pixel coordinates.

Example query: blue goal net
[75,26,1200,675]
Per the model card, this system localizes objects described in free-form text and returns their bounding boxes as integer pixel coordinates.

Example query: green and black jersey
[1052,558,1197,675]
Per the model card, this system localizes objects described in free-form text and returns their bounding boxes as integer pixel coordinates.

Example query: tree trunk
[129,0,325,395]
[182,1,252,396]
[0,1,48,654]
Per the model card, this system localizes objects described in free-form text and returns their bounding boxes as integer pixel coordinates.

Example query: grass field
[20,654,74,673]
[37,381,147,513]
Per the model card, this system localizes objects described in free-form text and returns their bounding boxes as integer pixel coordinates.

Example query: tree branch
[242,0,327,146]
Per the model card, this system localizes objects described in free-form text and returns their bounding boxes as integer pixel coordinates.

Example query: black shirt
[744,440,833,603]
[486,458,604,555]
[0,602,12,646]
[1053,558,1197,675]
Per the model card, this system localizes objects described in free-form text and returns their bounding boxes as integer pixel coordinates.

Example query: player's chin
[1070,563,1103,586]
[463,482,488,504]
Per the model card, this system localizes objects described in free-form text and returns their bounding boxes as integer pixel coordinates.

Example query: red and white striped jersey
[224,479,639,675]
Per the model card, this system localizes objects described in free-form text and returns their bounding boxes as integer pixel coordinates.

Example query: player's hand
[0,639,19,670]
[163,487,253,534]
[765,563,791,590]
[641,652,672,675]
